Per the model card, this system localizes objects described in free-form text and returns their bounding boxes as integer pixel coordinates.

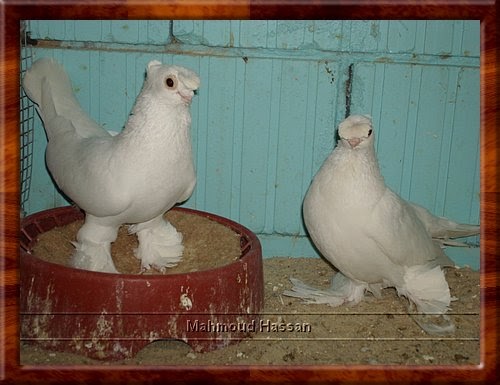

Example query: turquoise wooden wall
[22,20,480,268]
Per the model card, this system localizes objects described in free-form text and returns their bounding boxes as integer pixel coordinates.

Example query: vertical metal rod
[345,63,354,118]
[168,20,180,44]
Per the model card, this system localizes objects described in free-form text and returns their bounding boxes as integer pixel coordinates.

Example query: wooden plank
[239,58,274,232]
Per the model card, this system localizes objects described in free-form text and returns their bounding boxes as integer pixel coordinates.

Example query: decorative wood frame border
[1,2,497,383]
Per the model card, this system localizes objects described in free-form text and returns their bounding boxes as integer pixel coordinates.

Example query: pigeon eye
[368,129,373,136]
[165,77,175,88]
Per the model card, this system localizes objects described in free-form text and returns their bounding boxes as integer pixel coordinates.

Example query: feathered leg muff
[398,263,456,335]
[129,214,184,272]
[71,215,119,273]
[283,272,369,307]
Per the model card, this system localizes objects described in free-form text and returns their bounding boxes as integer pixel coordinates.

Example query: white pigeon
[23,58,200,274]
[284,115,480,334]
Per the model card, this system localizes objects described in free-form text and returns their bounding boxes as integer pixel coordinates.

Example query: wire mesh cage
[20,21,35,217]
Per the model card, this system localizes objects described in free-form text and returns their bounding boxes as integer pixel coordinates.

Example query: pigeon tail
[436,222,480,248]
[23,57,109,139]
[438,222,480,240]
[283,273,368,307]
[23,58,76,122]
[129,216,184,272]
[409,203,480,242]
[23,59,63,104]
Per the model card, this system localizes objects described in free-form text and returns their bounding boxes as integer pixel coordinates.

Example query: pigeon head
[145,60,200,106]
[338,115,374,150]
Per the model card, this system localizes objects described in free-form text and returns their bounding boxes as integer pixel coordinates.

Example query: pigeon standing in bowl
[284,115,479,333]
[23,58,200,273]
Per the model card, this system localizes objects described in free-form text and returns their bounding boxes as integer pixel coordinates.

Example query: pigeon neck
[122,98,191,140]
[334,144,386,200]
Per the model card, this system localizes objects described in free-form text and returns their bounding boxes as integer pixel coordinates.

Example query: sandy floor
[21,257,480,366]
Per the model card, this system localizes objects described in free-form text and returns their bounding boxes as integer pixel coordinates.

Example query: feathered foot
[129,215,184,272]
[283,272,369,306]
[71,217,119,273]
[409,313,455,335]
[71,240,118,274]
[398,263,455,335]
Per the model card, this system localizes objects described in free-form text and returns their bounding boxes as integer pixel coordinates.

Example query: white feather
[23,58,200,273]
[284,115,479,334]
[129,216,184,271]
[398,264,451,314]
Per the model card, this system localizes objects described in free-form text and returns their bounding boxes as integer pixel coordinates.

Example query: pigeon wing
[363,188,444,268]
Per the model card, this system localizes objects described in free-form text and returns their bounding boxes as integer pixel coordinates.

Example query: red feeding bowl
[20,206,264,360]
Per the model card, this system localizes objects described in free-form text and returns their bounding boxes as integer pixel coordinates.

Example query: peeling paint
[167,314,179,337]
[113,342,131,356]
[148,331,159,342]
[180,293,193,310]
[83,311,115,358]
[324,62,335,84]
[27,282,55,341]
[374,57,394,64]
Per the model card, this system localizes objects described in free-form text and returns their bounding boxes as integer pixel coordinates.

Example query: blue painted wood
[349,61,480,266]
[239,58,274,231]
[29,20,172,44]
[238,20,273,49]
[171,20,480,57]
[24,20,480,269]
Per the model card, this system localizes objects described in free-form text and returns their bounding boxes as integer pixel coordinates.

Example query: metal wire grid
[20,21,35,217]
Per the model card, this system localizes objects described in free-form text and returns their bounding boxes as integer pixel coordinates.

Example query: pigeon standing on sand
[23,58,200,273]
[284,115,479,333]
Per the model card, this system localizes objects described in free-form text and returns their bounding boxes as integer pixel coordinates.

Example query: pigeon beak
[179,91,194,104]
[347,138,361,148]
